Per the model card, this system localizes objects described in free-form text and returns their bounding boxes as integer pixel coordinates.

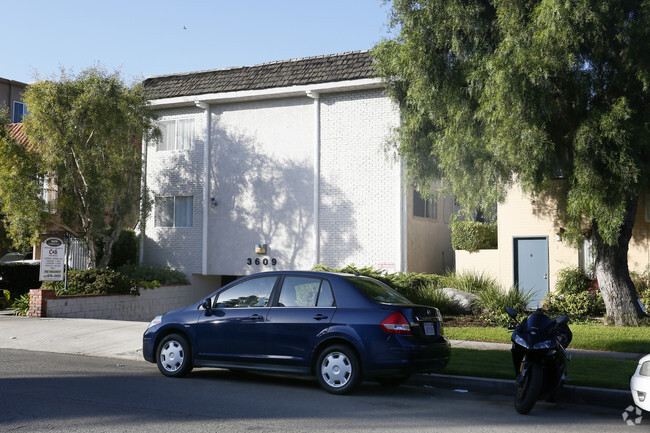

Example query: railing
[66,236,89,270]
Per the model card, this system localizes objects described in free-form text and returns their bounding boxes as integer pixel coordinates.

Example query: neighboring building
[0,77,28,122]
[456,181,650,308]
[141,51,456,290]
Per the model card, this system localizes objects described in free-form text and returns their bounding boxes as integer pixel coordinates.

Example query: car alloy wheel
[317,345,360,394]
[156,333,193,378]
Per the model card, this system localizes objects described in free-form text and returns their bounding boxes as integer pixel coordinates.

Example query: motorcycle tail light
[638,391,647,402]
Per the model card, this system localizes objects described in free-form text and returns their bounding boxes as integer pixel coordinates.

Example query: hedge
[0,263,41,301]
[451,221,498,251]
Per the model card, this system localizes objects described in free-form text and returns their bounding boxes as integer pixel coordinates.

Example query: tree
[20,66,159,268]
[0,108,47,251]
[374,1,650,325]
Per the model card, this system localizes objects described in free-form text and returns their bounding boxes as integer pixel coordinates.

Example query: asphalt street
[0,310,638,411]
[1,348,644,433]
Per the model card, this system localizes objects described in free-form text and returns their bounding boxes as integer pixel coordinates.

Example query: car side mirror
[202,298,212,314]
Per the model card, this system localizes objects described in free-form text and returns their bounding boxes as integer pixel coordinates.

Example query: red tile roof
[6,123,36,151]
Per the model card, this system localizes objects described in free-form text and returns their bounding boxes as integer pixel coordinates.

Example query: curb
[412,373,633,409]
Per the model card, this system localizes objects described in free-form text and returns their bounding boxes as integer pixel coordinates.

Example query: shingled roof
[143,50,376,101]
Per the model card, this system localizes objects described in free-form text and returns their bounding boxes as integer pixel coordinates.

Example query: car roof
[0,252,31,263]
[231,271,383,307]
[243,270,374,279]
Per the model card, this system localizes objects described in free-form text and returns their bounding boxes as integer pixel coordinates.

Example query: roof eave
[146,77,385,109]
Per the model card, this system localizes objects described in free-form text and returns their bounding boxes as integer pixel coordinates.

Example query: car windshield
[344,276,412,305]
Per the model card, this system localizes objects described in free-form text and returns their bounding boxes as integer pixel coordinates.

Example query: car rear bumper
[365,337,451,377]
[631,375,650,411]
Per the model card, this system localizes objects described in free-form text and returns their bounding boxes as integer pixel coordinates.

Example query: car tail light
[381,312,412,335]
[641,361,650,376]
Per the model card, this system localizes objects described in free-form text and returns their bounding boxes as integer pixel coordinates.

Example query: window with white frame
[155,196,193,227]
[413,190,437,220]
[157,118,195,151]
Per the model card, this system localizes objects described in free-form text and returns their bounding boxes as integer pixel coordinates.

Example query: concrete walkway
[0,311,147,361]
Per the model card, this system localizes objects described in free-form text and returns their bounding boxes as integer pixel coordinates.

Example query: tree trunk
[86,231,96,269]
[96,222,123,269]
[592,198,646,326]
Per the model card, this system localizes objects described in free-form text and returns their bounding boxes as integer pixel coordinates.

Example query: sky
[5,0,393,84]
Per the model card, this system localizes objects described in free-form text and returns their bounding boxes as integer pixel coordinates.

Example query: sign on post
[39,237,66,281]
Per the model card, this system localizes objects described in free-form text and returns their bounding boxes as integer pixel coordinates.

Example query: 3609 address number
[246,257,277,266]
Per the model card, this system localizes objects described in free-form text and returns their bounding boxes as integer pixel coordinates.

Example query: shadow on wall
[529,180,570,237]
[145,116,360,274]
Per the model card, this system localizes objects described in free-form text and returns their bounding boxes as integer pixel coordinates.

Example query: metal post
[64,232,69,292]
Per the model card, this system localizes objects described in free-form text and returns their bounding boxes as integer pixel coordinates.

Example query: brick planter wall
[28,289,56,317]
[27,284,214,322]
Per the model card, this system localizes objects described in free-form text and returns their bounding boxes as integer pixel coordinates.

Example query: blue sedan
[142,271,451,394]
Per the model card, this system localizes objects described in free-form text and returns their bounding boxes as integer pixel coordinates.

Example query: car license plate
[423,322,436,336]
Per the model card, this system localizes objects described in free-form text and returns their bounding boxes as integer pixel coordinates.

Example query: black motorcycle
[505,306,572,414]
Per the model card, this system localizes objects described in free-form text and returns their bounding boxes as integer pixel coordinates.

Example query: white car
[631,354,650,411]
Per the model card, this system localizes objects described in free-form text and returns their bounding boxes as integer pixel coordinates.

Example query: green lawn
[444,324,650,353]
[443,348,637,390]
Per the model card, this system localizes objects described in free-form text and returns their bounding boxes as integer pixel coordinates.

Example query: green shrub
[441,270,500,295]
[451,221,497,251]
[631,268,650,310]
[419,285,454,315]
[42,268,135,296]
[95,228,139,269]
[110,228,138,269]
[312,264,448,310]
[555,267,593,295]
[389,272,445,303]
[476,286,533,326]
[547,266,604,319]
[545,291,605,319]
[117,264,189,286]
[11,293,30,316]
[0,289,10,309]
[313,263,394,287]
[0,263,41,300]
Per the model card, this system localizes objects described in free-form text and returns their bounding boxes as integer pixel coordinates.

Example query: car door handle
[313,314,328,321]
[248,314,264,321]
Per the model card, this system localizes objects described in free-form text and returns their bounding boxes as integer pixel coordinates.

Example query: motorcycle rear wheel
[515,364,543,414]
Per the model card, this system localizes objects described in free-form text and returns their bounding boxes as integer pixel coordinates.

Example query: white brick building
[141,51,455,290]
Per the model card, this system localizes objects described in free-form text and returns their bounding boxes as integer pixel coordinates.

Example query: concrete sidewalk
[0,310,637,409]
[0,311,147,361]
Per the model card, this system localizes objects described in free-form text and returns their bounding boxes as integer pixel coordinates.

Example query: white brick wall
[143,88,402,277]
[319,89,402,270]
[143,107,205,275]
